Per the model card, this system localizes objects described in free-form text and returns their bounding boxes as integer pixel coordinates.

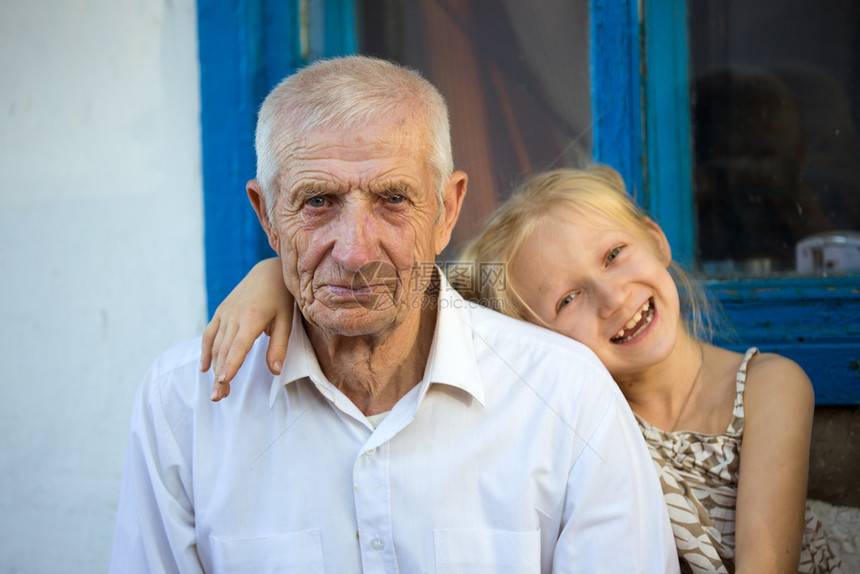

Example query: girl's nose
[594,278,630,319]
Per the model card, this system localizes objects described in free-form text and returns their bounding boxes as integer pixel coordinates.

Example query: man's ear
[434,170,468,255]
[644,217,671,264]
[247,179,280,253]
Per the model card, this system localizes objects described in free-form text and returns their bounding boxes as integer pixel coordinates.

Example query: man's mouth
[610,298,654,344]
[319,268,398,296]
[324,283,389,296]
[327,284,369,294]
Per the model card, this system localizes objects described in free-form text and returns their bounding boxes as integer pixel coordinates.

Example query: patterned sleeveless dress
[636,348,843,573]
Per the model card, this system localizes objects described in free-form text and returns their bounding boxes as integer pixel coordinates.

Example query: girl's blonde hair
[454,166,713,341]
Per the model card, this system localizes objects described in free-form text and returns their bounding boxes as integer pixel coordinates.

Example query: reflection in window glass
[357,0,591,252]
[690,0,860,277]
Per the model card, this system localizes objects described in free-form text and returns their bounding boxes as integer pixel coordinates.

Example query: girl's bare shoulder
[747,351,811,386]
[744,350,814,415]
[707,345,811,391]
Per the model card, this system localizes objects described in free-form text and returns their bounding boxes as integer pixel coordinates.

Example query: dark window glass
[690,0,860,277]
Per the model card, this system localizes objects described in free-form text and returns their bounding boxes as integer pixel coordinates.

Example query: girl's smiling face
[509,207,682,381]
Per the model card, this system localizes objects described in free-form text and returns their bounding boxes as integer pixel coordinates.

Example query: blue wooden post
[197,0,356,317]
[197,0,300,317]
[590,0,645,204]
[591,0,694,265]
[322,0,358,57]
[642,0,695,267]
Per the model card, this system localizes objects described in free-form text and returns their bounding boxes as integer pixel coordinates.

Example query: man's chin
[302,303,408,339]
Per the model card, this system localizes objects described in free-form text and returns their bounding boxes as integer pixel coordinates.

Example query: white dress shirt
[110,275,679,573]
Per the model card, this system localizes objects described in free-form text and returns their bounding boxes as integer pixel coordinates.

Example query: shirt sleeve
[109,361,204,574]
[553,390,680,574]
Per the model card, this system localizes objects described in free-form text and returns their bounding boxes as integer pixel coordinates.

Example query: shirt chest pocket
[208,530,324,573]
[434,528,541,574]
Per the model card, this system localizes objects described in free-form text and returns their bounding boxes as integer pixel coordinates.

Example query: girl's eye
[557,292,579,311]
[605,246,623,265]
[306,196,329,208]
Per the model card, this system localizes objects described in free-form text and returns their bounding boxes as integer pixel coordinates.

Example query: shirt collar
[269,305,327,407]
[269,268,485,408]
[416,269,485,405]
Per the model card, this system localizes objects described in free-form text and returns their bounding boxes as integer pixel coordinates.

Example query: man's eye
[385,194,405,204]
[306,196,328,208]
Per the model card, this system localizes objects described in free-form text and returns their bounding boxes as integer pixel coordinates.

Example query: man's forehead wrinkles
[284,160,421,189]
[288,133,411,160]
[287,175,418,199]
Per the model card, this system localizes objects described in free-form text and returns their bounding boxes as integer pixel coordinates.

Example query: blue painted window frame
[197,0,858,402]
[591,0,859,403]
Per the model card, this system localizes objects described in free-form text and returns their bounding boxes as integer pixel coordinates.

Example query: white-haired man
[110,56,679,573]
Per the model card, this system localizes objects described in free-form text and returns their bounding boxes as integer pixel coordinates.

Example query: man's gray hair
[255,56,454,218]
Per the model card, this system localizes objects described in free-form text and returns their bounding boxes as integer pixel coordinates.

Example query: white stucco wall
[0,1,206,571]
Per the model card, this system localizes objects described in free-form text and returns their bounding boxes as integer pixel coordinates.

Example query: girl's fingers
[265,313,292,375]
[220,322,263,386]
[199,314,221,372]
[209,320,238,401]
[213,320,240,382]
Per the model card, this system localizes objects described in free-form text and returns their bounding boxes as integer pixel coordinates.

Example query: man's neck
[306,298,438,416]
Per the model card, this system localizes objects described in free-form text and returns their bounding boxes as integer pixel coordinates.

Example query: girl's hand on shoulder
[734,352,814,573]
[200,257,294,401]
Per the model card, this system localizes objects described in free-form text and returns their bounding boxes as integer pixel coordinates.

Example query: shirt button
[365,448,377,456]
[371,537,385,551]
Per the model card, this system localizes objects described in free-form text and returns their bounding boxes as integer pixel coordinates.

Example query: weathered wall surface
[0,1,205,571]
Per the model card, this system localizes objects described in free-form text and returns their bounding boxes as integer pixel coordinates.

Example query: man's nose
[329,204,381,271]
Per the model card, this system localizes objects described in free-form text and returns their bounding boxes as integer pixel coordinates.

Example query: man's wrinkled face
[260,119,449,339]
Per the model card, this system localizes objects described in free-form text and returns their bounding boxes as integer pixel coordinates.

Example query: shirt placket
[353,440,398,572]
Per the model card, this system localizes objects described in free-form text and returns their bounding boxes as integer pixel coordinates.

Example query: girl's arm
[733,352,815,573]
[199,257,293,401]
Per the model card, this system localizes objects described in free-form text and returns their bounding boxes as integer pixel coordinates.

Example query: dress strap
[726,347,759,434]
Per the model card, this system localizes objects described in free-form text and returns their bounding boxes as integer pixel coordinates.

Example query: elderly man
[110,56,678,573]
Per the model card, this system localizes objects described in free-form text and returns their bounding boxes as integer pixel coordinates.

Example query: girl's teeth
[614,300,654,343]
[626,311,643,329]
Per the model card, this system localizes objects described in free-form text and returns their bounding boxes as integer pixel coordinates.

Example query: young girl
[200,166,841,573]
